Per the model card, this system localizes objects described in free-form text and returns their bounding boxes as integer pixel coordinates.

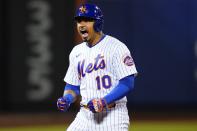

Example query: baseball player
[57,3,138,131]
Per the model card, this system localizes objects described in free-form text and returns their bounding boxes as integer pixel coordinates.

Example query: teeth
[80,30,87,34]
[80,29,86,31]
[80,27,86,31]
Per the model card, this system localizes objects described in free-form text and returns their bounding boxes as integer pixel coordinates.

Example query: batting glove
[87,98,107,113]
[57,97,70,112]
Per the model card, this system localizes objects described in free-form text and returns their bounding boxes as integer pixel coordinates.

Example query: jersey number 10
[96,75,112,90]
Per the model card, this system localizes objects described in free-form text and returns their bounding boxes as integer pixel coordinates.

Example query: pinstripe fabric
[67,103,129,131]
[64,35,137,131]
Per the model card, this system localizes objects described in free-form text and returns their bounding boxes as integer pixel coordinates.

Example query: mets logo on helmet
[79,6,87,13]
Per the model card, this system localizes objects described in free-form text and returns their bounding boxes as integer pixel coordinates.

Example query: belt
[81,102,116,110]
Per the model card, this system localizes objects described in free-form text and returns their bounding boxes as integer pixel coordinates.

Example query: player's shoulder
[71,42,86,52]
[69,42,86,57]
[105,35,128,48]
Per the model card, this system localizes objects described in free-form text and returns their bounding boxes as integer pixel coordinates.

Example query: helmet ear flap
[94,19,103,32]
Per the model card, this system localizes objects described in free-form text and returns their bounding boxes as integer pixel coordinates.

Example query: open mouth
[80,28,89,38]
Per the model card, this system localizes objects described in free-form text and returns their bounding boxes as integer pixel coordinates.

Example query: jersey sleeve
[112,44,138,80]
[64,49,80,86]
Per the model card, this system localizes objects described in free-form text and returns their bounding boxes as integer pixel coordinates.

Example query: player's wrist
[63,89,77,103]
[101,98,107,109]
[63,94,74,104]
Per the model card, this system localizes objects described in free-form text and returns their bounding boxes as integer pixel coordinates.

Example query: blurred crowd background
[0,0,196,125]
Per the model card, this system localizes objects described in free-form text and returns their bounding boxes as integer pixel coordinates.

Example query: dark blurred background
[0,0,196,120]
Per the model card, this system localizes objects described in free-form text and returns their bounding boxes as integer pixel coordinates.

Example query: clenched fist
[57,97,70,112]
[87,98,107,113]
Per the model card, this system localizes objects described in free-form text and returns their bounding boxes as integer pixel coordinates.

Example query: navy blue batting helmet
[74,3,104,32]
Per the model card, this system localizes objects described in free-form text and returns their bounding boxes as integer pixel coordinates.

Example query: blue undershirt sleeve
[63,84,80,104]
[103,75,135,105]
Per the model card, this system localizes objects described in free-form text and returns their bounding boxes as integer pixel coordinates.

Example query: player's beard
[81,33,91,43]
[83,37,88,42]
[83,36,93,46]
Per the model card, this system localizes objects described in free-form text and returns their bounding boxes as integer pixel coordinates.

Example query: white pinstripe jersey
[64,35,137,105]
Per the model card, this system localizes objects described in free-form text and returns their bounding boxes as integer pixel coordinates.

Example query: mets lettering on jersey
[77,54,105,79]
